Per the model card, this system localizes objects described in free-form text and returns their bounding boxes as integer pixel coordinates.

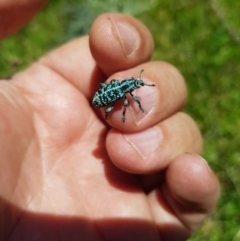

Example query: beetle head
[135,79,145,87]
[135,79,155,87]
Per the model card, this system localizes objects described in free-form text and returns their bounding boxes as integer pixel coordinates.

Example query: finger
[0,0,47,40]
[34,13,153,101]
[147,154,220,240]
[106,112,202,174]
[99,62,187,132]
[89,13,154,76]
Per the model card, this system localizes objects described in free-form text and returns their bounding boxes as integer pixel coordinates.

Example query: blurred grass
[0,0,65,77]
[1,0,240,240]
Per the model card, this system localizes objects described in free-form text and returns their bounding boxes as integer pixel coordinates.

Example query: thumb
[0,0,47,40]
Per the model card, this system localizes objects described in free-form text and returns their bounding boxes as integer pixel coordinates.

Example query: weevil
[92,69,155,122]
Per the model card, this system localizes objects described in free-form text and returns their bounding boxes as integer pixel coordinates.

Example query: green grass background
[1,0,240,240]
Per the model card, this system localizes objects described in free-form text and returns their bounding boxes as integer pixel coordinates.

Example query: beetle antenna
[139,69,144,80]
[145,83,155,86]
[139,69,155,87]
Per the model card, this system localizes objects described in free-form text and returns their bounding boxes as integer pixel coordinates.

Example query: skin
[0,2,220,241]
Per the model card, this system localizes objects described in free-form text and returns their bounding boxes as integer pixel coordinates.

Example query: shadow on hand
[1,197,190,241]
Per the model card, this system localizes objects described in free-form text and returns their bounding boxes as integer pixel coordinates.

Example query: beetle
[92,69,155,122]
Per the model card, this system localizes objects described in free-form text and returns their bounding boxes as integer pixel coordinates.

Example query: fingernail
[123,127,162,159]
[110,18,140,57]
[185,153,211,172]
[198,156,212,172]
[130,82,157,124]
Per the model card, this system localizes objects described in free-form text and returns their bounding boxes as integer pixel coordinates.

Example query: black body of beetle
[92,70,155,122]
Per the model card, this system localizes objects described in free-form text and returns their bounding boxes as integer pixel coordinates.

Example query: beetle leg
[105,104,114,120]
[110,79,119,84]
[130,92,144,112]
[122,96,129,122]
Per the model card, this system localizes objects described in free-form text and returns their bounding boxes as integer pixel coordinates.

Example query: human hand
[0,4,220,241]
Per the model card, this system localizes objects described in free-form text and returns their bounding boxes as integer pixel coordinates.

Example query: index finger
[89,13,154,76]
[39,13,154,100]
